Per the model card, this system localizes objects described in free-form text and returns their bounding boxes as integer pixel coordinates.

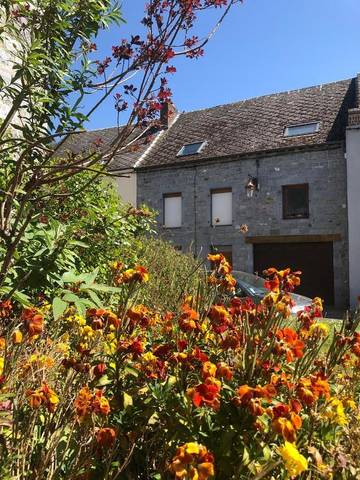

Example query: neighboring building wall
[137,146,349,307]
[0,36,14,119]
[346,113,360,307]
[115,170,137,206]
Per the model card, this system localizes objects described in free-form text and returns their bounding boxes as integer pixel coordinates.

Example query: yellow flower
[185,443,200,455]
[279,442,308,478]
[81,325,95,338]
[309,323,329,337]
[324,398,347,426]
[142,351,157,363]
[12,330,23,344]
[0,357,4,376]
[344,398,357,410]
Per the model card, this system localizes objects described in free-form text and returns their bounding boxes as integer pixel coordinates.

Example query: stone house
[62,75,360,309]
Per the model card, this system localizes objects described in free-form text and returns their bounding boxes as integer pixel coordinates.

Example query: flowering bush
[0,256,359,479]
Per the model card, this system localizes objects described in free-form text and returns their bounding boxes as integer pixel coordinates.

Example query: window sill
[283,216,309,220]
[162,225,183,229]
[211,223,233,227]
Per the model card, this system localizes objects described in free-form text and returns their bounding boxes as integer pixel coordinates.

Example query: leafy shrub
[0,258,359,479]
[123,237,205,312]
[1,172,155,299]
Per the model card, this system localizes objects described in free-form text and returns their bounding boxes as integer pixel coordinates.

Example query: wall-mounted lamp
[245,175,259,198]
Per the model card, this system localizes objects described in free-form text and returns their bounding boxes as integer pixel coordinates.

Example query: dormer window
[284,122,320,137]
[177,141,206,157]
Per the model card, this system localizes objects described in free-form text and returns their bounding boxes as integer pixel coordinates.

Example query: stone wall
[137,146,349,307]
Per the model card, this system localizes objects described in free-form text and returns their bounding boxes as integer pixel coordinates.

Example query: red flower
[96,427,116,448]
[187,377,221,410]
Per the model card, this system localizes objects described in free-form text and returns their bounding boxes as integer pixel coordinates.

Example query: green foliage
[42,170,156,279]
[1,170,155,300]
[124,237,205,311]
[52,269,122,319]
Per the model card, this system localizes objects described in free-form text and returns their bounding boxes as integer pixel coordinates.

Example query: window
[211,188,232,226]
[284,122,319,137]
[283,184,309,219]
[163,193,182,228]
[177,141,206,157]
[211,245,233,266]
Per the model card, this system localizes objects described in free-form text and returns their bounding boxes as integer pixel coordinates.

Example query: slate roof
[137,77,357,169]
[56,126,158,172]
[57,77,357,171]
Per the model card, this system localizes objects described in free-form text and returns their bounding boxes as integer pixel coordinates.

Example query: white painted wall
[346,124,360,307]
[0,36,15,119]
[115,170,137,206]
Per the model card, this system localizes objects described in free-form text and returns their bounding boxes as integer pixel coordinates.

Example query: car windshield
[238,279,268,296]
[232,271,268,296]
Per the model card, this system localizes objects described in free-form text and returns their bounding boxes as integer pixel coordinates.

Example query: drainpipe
[193,166,198,256]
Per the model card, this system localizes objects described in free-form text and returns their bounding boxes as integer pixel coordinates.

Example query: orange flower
[216,362,233,381]
[121,266,149,284]
[96,427,116,448]
[207,253,232,275]
[207,253,224,264]
[263,268,301,293]
[275,328,305,363]
[221,273,237,292]
[271,403,302,442]
[207,305,231,334]
[187,377,221,411]
[169,442,215,480]
[127,304,152,328]
[21,307,44,338]
[296,376,330,405]
[234,383,276,415]
[0,299,12,318]
[179,304,200,332]
[201,362,217,380]
[74,386,110,419]
[26,383,59,412]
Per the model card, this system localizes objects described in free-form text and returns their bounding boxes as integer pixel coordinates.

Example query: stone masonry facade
[137,146,349,308]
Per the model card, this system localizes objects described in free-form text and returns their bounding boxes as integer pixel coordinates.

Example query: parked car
[231,270,312,314]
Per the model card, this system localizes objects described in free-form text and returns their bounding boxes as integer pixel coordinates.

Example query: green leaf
[124,366,139,378]
[148,412,159,425]
[62,292,80,304]
[123,392,133,409]
[242,447,250,466]
[52,297,68,320]
[96,375,112,387]
[62,271,80,283]
[87,289,103,308]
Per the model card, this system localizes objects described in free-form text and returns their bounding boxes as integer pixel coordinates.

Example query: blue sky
[85,0,360,130]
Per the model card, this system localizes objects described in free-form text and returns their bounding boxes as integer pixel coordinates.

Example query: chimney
[160,100,177,129]
[348,73,360,127]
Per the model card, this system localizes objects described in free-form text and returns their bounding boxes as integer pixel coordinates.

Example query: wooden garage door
[253,242,334,304]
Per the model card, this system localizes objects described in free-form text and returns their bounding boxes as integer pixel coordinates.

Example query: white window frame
[163,193,182,228]
[177,141,207,157]
[284,122,320,137]
[211,188,232,226]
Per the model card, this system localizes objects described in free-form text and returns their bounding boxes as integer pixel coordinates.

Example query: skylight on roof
[177,141,206,157]
[284,122,320,137]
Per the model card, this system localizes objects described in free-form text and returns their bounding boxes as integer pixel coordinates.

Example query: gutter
[135,140,344,172]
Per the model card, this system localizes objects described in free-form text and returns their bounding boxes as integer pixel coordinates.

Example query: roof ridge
[180,77,354,116]
[134,113,181,169]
